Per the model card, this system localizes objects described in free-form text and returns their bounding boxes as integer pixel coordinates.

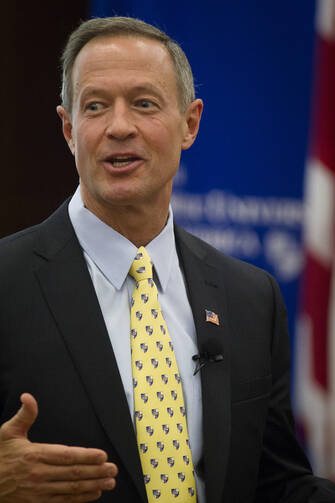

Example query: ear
[181,99,203,151]
[56,105,75,155]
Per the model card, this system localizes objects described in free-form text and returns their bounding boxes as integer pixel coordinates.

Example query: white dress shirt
[68,187,205,501]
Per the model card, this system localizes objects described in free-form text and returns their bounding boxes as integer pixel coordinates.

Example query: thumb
[0,393,38,441]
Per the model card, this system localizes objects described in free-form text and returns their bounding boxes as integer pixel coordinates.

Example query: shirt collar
[68,186,176,292]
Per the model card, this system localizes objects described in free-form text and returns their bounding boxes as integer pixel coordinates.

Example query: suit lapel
[33,203,147,503]
[175,225,231,503]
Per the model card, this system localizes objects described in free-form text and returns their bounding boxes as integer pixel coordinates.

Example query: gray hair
[60,16,195,114]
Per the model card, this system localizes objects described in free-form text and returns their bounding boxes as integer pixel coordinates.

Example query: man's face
[58,35,202,217]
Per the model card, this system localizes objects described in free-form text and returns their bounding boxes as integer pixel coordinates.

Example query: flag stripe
[316,0,335,40]
[309,36,335,172]
[304,159,335,265]
[302,252,332,389]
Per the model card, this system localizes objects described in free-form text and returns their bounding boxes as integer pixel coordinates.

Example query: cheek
[147,121,182,155]
[74,125,97,158]
[72,132,93,176]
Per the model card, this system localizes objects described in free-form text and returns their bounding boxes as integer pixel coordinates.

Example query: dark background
[1,2,88,237]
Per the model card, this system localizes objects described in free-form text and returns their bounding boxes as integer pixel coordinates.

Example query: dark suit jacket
[0,201,335,503]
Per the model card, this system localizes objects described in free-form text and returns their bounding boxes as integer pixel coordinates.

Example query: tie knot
[129,246,153,281]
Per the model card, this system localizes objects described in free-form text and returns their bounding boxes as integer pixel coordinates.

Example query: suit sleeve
[255,274,335,503]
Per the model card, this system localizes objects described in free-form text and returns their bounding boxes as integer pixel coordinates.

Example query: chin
[100,191,142,207]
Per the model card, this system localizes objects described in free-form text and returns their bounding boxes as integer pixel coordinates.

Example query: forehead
[71,35,178,95]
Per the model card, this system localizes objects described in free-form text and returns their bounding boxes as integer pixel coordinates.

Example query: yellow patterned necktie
[129,246,197,502]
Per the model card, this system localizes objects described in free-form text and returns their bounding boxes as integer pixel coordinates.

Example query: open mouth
[106,155,141,167]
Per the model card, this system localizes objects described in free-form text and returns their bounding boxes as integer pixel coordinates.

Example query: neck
[81,190,170,248]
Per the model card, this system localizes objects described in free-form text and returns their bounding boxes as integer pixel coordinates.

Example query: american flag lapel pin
[205,309,220,326]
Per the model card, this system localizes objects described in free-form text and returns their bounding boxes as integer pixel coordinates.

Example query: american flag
[205,309,219,326]
[295,0,335,479]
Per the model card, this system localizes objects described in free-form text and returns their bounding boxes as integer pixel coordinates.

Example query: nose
[105,100,137,140]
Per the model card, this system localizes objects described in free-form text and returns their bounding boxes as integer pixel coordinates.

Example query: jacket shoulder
[174,224,271,283]
[0,200,73,268]
[0,224,40,256]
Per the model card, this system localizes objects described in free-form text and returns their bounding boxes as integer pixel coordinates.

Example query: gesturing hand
[0,393,118,502]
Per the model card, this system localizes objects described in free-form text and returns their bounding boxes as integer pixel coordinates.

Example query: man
[0,16,334,503]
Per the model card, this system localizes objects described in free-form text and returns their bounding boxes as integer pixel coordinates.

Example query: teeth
[112,160,133,167]
[108,155,137,167]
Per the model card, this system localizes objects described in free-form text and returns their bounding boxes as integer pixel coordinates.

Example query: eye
[85,102,103,112]
[135,99,157,109]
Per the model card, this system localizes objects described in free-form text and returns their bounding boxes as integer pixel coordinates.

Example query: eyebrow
[78,83,165,103]
[128,84,163,97]
[77,87,109,102]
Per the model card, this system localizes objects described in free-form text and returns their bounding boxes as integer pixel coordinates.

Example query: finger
[0,478,17,497]
[49,462,118,482]
[30,462,118,482]
[28,444,108,466]
[25,476,116,496]
[0,393,38,441]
